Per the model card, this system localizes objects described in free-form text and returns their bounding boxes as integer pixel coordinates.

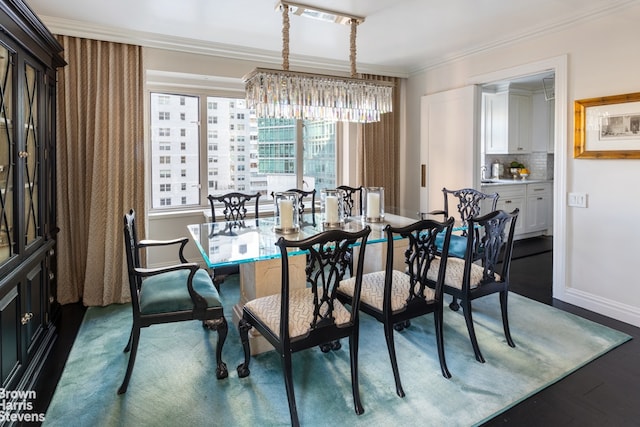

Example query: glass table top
[187,213,419,268]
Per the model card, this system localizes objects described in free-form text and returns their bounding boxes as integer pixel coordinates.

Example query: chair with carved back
[426,187,499,309]
[427,187,499,259]
[206,192,261,289]
[337,185,363,216]
[119,209,228,394]
[237,226,371,427]
[337,217,455,397]
[429,209,519,363]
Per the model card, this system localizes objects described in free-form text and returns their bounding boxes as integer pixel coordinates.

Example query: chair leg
[215,318,229,379]
[500,290,516,348]
[461,299,485,363]
[349,329,364,416]
[118,326,140,394]
[236,319,252,378]
[281,352,300,427]
[383,321,405,398]
[434,310,451,379]
[123,327,134,352]
[449,296,460,311]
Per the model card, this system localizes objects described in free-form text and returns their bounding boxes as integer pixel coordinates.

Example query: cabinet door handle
[21,312,33,325]
[505,200,512,204]
[421,164,426,187]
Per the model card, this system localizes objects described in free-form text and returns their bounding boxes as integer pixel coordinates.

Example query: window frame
[145,80,346,214]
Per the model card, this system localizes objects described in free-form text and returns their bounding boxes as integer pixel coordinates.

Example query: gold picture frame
[574,92,640,158]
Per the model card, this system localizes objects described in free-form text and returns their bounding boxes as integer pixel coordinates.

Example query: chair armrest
[138,237,190,263]
[139,237,189,248]
[134,262,199,278]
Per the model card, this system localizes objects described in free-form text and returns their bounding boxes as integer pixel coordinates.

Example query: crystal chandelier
[244,1,394,123]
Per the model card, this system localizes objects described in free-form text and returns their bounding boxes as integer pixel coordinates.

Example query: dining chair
[337,217,455,397]
[119,209,228,394]
[427,187,499,259]
[237,226,371,427]
[337,185,363,216]
[429,209,519,363]
[207,191,261,223]
[206,192,261,289]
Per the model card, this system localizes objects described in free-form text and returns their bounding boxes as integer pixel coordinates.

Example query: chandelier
[243,1,394,123]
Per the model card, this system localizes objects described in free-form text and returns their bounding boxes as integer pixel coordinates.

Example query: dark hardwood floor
[32,237,640,426]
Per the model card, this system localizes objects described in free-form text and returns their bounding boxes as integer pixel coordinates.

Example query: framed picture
[574,92,640,158]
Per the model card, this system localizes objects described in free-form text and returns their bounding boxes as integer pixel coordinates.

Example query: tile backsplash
[483,153,554,180]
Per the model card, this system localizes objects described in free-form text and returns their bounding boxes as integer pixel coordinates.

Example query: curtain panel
[357,75,400,209]
[56,35,145,306]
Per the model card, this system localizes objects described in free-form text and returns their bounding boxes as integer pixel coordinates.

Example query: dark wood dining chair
[207,191,261,223]
[337,217,455,397]
[429,209,519,363]
[206,192,261,289]
[237,226,371,427]
[119,209,228,394]
[337,185,363,216]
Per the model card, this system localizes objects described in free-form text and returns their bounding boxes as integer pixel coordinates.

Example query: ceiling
[27,0,634,76]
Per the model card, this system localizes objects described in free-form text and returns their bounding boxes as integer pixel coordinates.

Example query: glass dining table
[187,212,420,354]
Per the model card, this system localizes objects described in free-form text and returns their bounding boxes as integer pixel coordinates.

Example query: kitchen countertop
[480,179,552,186]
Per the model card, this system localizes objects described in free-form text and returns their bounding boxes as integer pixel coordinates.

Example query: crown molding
[39,15,410,78]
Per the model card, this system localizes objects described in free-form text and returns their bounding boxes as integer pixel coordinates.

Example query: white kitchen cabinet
[483,90,532,155]
[493,185,526,236]
[525,183,551,234]
[481,181,552,240]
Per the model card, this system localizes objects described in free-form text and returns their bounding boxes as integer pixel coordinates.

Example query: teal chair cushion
[139,269,222,314]
[436,232,468,259]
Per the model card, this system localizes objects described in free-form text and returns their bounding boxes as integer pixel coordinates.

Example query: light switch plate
[568,192,587,208]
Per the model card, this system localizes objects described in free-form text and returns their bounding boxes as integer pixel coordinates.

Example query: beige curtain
[357,75,400,208]
[56,35,145,306]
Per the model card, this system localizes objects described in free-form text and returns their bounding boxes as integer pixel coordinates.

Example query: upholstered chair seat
[341,270,436,313]
[139,269,223,315]
[244,288,352,340]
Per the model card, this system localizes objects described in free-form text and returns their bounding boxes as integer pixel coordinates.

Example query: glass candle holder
[274,191,299,234]
[320,189,344,228]
[363,187,384,222]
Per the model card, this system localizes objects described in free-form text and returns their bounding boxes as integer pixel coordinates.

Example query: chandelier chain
[282,4,290,71]
[350,18,358,78]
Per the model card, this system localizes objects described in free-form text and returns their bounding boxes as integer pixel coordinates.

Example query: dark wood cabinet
[0,0,64,407]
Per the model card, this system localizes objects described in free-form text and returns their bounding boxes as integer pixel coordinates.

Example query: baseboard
[558,287,640,328]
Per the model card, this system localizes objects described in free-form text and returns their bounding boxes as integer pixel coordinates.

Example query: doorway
[469,55,568,301]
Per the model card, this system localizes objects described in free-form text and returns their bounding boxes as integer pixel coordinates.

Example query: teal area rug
[44,277,630,427]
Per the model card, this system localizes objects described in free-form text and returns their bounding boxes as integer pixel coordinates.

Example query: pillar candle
[367,193,380,219]
[279,199,294,229]
[325,196,339,223]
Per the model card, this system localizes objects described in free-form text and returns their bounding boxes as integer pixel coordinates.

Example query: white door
[420,85,481,214]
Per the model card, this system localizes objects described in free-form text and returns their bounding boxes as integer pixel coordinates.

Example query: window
[149,92,337,210]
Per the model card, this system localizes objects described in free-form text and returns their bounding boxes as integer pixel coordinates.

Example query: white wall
[403,4,640,327]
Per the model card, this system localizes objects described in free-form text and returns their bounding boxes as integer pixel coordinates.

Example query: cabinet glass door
[23,63,39,247]
[0,44,13,264]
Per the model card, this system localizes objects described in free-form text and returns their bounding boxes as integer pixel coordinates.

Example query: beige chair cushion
[427,257,500,290]
[244,287,352,339]
[340,270,435,313]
